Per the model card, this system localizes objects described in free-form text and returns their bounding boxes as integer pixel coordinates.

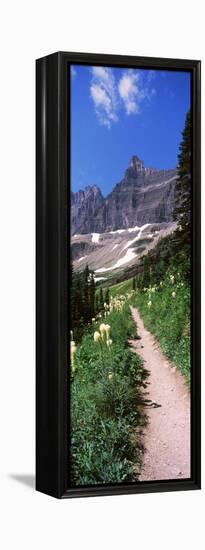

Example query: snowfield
[95,247,137,272]
[92,233,100,243]
[77,255,87,262]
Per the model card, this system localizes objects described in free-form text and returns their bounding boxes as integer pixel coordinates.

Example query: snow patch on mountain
[123,224,151,250]
[92,233,100,243]
[77,255,87,262]
[95,248,137,272]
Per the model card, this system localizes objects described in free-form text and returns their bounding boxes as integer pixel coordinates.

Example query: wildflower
[70,330,73,341]
[108,372,113,380]
[70,340,77,372]
[107,338,112,348]
[94,330,101,343]
[92,318,95,322]
[99,323,107,339]
[170,275,175,284]
[172,291,176,298]
[160,281,163,287]
[147,301,152,308]
[105,324,111,338]
[151,287,156,293]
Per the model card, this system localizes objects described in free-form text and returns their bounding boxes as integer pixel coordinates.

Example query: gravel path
[130,306,191,481]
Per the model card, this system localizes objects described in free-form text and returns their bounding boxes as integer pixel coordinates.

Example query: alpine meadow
[70,65,191,486]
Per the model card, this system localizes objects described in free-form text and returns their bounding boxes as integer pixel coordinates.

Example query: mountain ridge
[71,155,177,235]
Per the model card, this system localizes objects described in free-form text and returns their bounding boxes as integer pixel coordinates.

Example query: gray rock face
[71,185,104,235]
[71,156,177,235]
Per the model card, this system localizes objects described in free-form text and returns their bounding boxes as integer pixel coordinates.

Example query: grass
[70,301,148,487]
[131,268,191,385]
[109,278,133,297]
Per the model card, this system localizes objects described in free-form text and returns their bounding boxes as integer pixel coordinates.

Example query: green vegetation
[70,298,148,486]
[109,278,133,297]
[131,270,191,384]
[173,109,191,256]
[71,264,96,341]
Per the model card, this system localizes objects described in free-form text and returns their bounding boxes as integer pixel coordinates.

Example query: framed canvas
[36,51,201,499]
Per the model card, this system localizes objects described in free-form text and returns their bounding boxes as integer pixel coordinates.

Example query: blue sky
[71,65,190,196]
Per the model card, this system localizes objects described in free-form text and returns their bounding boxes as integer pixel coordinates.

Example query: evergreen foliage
[99,287,104,311]
[173,109,191,250]
[71,264,96,340]
[104,287,110,305]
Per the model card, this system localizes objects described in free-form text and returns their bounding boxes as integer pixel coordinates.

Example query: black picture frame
[36,51,201,499]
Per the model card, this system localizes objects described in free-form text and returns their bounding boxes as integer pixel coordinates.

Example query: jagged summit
[71,156,177,235]
[129,155,144,171]
[126,155,157,178]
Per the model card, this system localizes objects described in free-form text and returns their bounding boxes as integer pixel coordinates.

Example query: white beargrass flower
[99,323,107,339]
[70,340,77,353]
[148,300,152,308]
[70,340,77,372]
[170,275,175,283]
[172,291,176,298]
[107,339,112,348]
[94,330,101,343]
[92,317,95,322]
[108,372,113,380]
[105,324,111,337]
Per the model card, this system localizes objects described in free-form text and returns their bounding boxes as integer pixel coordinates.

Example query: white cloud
[118,69,156,116]
[90,67,156,128]
[71,66,77,79]
[90,67,118,128]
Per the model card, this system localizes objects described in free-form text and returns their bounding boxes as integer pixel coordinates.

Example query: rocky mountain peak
[129,155,144,171]
[71,157,177,235]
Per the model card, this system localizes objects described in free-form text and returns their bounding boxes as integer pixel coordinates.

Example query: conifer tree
[95,293,100,314]
[173,109,191,250]
[105,287,110,305]
[83,265,90,323]
[89,271,95,319]
[143,255,151,288]
[99,287,104,311]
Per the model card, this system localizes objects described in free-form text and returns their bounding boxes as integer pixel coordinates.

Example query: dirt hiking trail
[130,306,190,481]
